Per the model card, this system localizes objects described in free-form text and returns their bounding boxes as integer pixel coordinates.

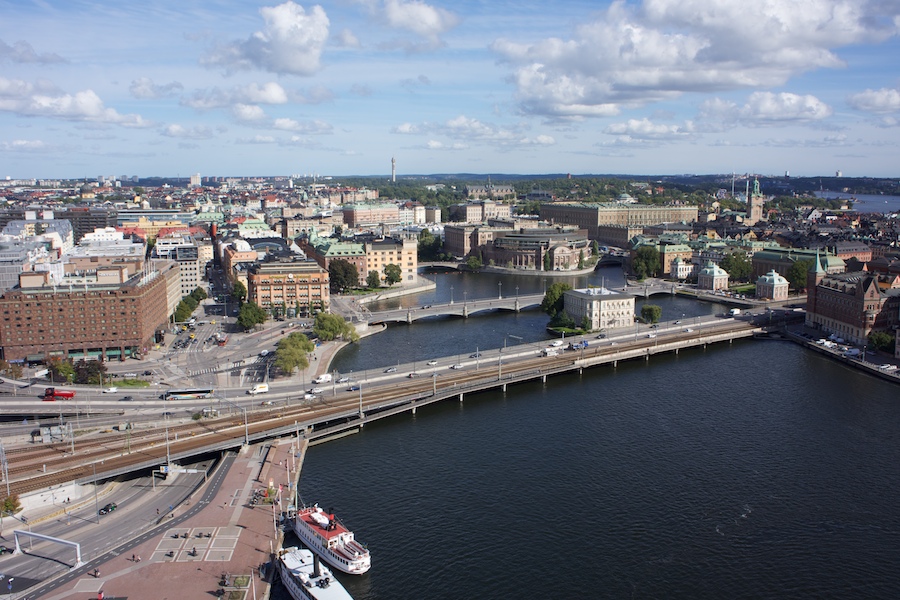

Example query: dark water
[274,271,900,599]
[815,190,900,214]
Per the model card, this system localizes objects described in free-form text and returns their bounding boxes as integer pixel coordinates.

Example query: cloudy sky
[2,0,900,179]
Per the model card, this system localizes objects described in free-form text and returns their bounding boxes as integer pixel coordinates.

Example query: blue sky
[2,0,900,179]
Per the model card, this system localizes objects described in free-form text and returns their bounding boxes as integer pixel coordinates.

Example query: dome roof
[699,260,727,277]
[757,269,788,285]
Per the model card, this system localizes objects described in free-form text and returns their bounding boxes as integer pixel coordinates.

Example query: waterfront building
[659,244,693,277]
[594,224,644,249]
[0,261,180,363]
[563,287,635,331]
[756,270,789,301]
[486,227,590,271]
[671,257,694,280]
[697,261,729,291]
[805,258,900,345]
[299,233,367,286]
[443,224,510,258]
[364,236,418,284]
[540,203,699,239]
[246,256,329,317]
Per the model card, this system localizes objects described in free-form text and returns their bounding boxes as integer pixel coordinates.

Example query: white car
[550,340,564,347]
[103,387,118,393]
[426,360,438,366]
[309,387,325,394]
[449,364,464,370]
[337,376,350,383]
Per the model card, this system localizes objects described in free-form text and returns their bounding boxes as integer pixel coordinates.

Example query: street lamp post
[92,461,101,524]
[450,286,454,305]
[498,282,502,299]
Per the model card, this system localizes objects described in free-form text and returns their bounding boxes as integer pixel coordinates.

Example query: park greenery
[313,312,359,343]
[786,259,814,291]
[641,304,663,324]
[237,301,267,330]
[328,259,359,294]
[274,332,316,376]
[541,282,572,318]
[632,246,661,279]
[868,331,895,354]
[366,270,381,289]
[719,251,752,282]
[383,263,402,286]
[173,287,209,323]
[46,356,107,385]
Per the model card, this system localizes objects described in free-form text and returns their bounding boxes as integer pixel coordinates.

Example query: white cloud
[700,92,833,126]
[0,77,149,127]
[383,0,458,46]
[129,77,184,99]
[272,118,333,134]
[848,88,900,114]
[492,0,899,118]
[236,135,277,144]
[161,124,214,139]
[335,29,360,48]
[0,139,50,152]
[183,82,289,109]
[0,39,66,64]
[400,114,555,149]
[202,1,330,76]
[232,104,267,121]
[289,86,335,105]
[604,118,694,139]
[393,122,420,134]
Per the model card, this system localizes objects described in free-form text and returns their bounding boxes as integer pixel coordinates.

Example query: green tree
[174,299,195,323]
[74,360,107,385]
[237,302,267,330]
[329,259,359,293]
[383,263,402,286]
[1,493,21,514]
[541,282,572,317]
[417,229,443,261]
[231,280,247,303]
[0,360,23,380]
[786,260,813,291]
[543,250,552,271]
[48,357,75,383]
[641,304,662,323]
[366,270,381,289]
[274,332,316,376]
[720,252,752,282]
[632,246,660,279]
[466,255,483,271]
[313,313,359,342]
[190,287,208,301]
[578,250,585,269]
[868,331,895,353]
[592,240,600,256]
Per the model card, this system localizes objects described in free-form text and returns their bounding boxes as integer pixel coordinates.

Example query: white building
[756,269,789,301]
[563,287,635,331]
[697,260,729,291]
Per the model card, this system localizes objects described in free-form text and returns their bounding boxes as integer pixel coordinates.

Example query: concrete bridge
[366,293,545,323]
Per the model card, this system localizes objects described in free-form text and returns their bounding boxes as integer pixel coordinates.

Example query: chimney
[313,553,321,578]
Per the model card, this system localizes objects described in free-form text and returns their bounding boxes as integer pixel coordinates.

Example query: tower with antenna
[391,157,396,183]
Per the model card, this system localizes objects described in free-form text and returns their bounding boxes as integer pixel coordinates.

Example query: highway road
[0,458,213,596]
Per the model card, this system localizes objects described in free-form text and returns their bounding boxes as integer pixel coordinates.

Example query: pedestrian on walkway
[132,553,136,562]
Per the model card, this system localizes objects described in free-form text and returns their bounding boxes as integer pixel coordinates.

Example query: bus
[162,388,214,400]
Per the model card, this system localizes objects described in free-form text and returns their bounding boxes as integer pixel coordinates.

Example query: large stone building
[756,270,789,301]
[247,256,329,317]
[0,207,117,242]
[697,261,729,291]
[805,259,900,345]
[364,237,418,284]
[563,287,635,331]
[0,261,180,363]
[541,203,699,239]
[342,203,401,228]
[751,248,844,280]
[448,200,511,223]
[483,228,591,271]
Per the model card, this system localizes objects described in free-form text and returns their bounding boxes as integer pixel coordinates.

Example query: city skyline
[2,0,900,179]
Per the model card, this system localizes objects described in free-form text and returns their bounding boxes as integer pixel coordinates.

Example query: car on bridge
[347,385,361,392]
[99,502,117,515]
[469,352,482,358]
[384,366,398,373]
[337,376,350,383]
[309,387,325,394]
[426,360,438,366]
[450,364,464,370]
[119,396,134,402]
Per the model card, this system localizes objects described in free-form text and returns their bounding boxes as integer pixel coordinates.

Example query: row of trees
[47,356,107,385]
[173,287,209,323]
[272,313,359,377]
[328,259,402,294]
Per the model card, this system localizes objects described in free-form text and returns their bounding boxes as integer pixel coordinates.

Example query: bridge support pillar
[459,393,464,402]
[411,406,416,414]
[613,360,617,367]
[675,348,679,355]
[463,306,469,318]
[541,374,547,383]
[514,299,520,313]
[502,383,507,392]
[407,311,412,324]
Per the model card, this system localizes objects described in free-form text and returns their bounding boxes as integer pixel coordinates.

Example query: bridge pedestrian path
[37,436,307,600]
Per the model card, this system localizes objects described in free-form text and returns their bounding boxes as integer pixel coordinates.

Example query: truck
[729,308,742,317]
[247,383,269,395]
[313,373,332,384]
[541,348,559,357]
[43,387,76,401]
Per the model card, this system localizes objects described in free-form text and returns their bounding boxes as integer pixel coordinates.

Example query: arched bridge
[367,293,545,323]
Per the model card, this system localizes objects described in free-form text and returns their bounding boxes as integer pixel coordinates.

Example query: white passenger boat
[292,504,371,575]
[277,546,354,600]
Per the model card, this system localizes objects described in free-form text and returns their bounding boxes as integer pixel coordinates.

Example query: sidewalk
[39,439,303,600]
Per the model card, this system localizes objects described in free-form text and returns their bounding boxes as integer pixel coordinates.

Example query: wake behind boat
[277,546,354,600]
[292,504,371,575]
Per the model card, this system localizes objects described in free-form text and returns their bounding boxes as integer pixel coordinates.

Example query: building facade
[563,287,635,331]
[541,203,699,239]
[247,257,329,317]
[0,261,180,363]
[697,261,729,291]
[756,270,789,300]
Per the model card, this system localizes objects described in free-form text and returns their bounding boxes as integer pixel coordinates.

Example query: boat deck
[298,507,353,541]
